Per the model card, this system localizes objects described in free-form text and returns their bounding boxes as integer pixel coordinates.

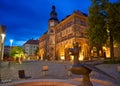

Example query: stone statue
[68,42,116,86]
[68,42,81,64]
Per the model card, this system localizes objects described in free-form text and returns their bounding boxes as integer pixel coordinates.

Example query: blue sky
[0,0,118,46]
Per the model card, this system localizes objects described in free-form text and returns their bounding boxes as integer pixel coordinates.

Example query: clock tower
[47,5,58,60]
[49,5,58,27]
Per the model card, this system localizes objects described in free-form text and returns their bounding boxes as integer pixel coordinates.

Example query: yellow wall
[39,11,89,61]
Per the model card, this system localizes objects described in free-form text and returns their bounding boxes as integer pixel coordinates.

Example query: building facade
[4,46,15,57]
[0,25,6,61]
[22,39,39,56]
[4,46,11,56]
[39,6,89,61]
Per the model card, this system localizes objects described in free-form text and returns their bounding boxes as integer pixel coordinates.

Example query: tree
[10,46,25,63]
[88,0,120,61]
[106,2,120,61]
[87,0,108,57]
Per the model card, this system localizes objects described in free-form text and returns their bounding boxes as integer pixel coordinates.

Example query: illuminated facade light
[1,33,5,43]
[70,56,74,61]
[61,55,65,60]
[39,6,89,61]
[0,25,6,61]
[79,52,84,61]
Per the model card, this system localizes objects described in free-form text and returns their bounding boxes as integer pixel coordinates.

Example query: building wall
[0,26,2,53]
[39,9,120,61]
[23,44,38,56]
[4,46,10,55]
[39,11,89,61]
[55,12,89,60]
[0,25,6,60]
[39,33,47,60]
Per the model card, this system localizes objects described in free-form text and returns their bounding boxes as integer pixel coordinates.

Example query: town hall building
[39,5,89,61]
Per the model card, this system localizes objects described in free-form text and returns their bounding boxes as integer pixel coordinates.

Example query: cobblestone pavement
[0,60,120,86]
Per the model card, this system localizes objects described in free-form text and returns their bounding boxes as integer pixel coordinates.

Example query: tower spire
[49,4,58,21]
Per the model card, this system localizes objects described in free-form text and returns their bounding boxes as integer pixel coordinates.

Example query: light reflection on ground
[10,79,113,86]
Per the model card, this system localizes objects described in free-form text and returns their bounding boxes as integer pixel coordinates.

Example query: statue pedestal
[80,74,93,86]
[70,66,93,86]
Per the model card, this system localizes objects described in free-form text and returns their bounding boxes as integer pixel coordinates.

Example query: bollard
[42,65,48,76]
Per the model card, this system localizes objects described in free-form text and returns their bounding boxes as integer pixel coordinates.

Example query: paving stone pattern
[0,60,120,86]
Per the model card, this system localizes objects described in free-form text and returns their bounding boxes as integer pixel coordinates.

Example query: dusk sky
[0,0,118,46]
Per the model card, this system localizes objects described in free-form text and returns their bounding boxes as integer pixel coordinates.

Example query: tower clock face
[50,22,55,26]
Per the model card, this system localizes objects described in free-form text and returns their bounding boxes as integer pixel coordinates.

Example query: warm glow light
[70,56,74,61]
[102,46,107,50]
[102,46,110,58]
[1,33,5,43]
[61,55,65,60]
[41,55,43,60]
[0,33,6,61]
[106,48,110,58]
[10,39,13,46]
[79,53,84,61]
[91,50,93,57]
[99,50,102,56]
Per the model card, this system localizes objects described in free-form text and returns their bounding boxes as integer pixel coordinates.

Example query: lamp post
[10,39,13,47]
[0,33,5,61]
[9,39,13,57]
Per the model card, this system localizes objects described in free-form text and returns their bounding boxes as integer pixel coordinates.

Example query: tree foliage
[88,0,120,59]
[87,0,108,55]
[107,2,120,43]
[107,1,120,60]
[10,46,25,59]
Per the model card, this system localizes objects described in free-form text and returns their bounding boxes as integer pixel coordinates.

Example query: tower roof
[49,5,58,21]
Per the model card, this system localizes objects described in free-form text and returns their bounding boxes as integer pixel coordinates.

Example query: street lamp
[10,39,13,47]
[9,39,13,57]
[0,33,6,61]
